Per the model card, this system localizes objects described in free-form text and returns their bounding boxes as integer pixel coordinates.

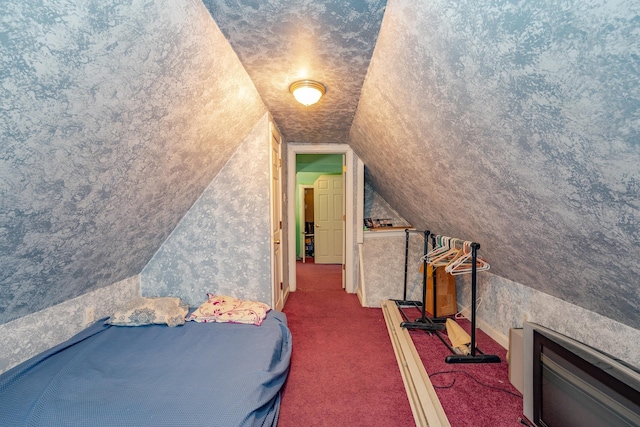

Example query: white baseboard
[356,286,364,306]
[459,308,509,350]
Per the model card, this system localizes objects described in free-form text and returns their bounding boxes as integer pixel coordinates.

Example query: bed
[0,297,292,427]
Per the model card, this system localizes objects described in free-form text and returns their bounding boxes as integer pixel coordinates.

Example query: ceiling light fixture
[289,80,326,106]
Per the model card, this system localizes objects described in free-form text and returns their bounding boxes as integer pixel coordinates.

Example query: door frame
[298,184,314,261]
[269,120,285,311]
[287,144,355,293]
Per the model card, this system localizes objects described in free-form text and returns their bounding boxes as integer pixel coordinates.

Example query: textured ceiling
[0,0,266,324]
[351,0,640,329]
[204,0,640,330]
[202,0,386,144]
[2,0,638,337]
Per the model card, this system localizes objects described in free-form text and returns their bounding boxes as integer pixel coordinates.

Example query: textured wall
[359,179,415,307]
[364,181,411,228]
[203,0,386,144]
[351,0,640,330]
[360,231,423,307]
[456,272,640,369]
[360,182,415,307]
[0,0,266,324]
[0,275,139,374]
[141,115,272,307]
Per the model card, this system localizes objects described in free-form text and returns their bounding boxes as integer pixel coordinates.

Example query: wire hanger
[430,237,463,267]
[445,241,490,275]
[424,235,452,264]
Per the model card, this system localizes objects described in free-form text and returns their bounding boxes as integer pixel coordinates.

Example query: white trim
[287,144,355,293]
[345,149,354,292]
[382,300,451,427]
[458,307,509,350]
[357,243,366,305]
[356,159,364,244]
[298,184,314,260]
[363,228,416,238]
[269,119,284,311]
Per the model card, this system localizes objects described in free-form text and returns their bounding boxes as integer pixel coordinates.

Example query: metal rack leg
[445,243,500,364]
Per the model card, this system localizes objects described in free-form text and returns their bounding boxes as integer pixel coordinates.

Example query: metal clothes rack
[393,229,445,332]
[394,229,500,363]
[432,234,500,364]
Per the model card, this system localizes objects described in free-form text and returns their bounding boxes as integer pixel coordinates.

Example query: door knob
[315,224,320,227]
[274,239,281,244]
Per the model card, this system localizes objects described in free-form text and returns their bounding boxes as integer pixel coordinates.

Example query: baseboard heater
[381,300,451,427]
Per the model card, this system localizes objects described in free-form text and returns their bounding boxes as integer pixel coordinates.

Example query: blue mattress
[0,311,291,427]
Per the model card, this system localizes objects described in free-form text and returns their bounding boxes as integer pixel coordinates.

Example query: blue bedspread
[0,311,291,427]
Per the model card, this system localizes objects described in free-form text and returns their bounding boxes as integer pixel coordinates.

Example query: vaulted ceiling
[1,0,638,334]
[204,0,640,330]
[350,1,639,331]
[203,0,386,143]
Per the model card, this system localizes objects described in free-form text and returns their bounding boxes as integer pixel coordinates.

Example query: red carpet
[405,307,525,426]
[278,260,415,426]
[279,261,524,426]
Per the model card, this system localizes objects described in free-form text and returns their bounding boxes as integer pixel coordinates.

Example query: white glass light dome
[289,80,326,106]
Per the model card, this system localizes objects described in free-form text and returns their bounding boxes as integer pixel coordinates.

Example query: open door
[287,144,357,294]
[313,174,343,264]
[270,121,284,311]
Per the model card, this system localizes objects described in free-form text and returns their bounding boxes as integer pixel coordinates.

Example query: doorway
[300,185,314,262]
[286,144,355,293]
[313,174,343,264]
[299,172,344,265]
[269,121,284,311]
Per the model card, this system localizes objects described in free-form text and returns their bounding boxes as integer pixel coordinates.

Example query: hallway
[278,260,414,426]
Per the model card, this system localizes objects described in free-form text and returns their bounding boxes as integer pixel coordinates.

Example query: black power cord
[429,369,522,398]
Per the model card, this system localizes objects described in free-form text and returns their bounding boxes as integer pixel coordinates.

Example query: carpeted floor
[404,306,526,426]
[279,259,525,427]
[278,259,415,427]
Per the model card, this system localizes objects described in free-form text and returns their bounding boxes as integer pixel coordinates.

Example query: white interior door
[286,144,356,294]
[314,174,343,264]
[270,123,284,310]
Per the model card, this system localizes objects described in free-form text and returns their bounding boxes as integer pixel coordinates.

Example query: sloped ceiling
[206,0,639,330]
[1,0,638,335]
[0,0,266,324]
[351,0,640,329]
[203,0,386,143]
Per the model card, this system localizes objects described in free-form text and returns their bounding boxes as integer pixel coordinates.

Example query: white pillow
[107,297,189,327]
